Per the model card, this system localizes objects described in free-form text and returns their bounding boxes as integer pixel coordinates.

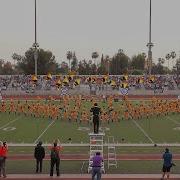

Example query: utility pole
[147,0,154,75]
[33,0,39,76]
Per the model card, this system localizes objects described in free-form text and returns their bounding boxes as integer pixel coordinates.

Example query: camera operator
[161,148,174,180]
[0,141,8,178]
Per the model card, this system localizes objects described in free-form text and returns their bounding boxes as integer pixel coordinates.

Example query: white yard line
[132,120,155,144]
[33,121,55,144]
[7,143,180,147]
[166,116,180,125]
[0,117,20,130]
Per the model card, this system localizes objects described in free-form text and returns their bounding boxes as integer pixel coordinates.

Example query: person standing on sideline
[161,148,173,180]
[90,103,101,134]
[0,141,8,178]
[91,152,103,180]
[49,139,63,177]
[34,141,45,173]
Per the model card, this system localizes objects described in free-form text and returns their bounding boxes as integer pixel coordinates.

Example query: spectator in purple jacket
[91,152,103,180]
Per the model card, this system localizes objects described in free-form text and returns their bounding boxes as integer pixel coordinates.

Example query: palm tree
[158,58,165,65]
[92,52,99,66]
[165,53,171,70]
[66,51,72,71]
[171,51,176,68]
[171,51,176,59]
[118,49,124,55]
[166,52,176,70]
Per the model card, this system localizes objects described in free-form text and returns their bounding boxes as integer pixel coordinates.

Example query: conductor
[90,103,101,134]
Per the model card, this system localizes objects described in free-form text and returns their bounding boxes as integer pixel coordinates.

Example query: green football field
[0,105,180,144]
[0,99,180,174]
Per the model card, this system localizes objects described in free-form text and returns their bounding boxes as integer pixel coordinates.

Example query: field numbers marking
[166,116,180,131]
[173,127,180,131]
[78,127,89,131]
[0,117,20,130]
[34,121,55,144]
[78,127,110,132]
[3,127,16,131]
[132,120,155,144]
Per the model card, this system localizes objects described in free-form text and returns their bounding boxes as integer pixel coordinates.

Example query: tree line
[0,48,179,75]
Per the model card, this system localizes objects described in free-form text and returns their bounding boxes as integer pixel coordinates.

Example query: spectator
[49,139,62,177]
[161,148,173,180]
[91,152,103,180]
[0,141,8,178]
[34,141,45,173]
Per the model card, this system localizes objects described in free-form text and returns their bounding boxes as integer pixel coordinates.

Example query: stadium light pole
[147,0,154,75]
[33,0,39,76]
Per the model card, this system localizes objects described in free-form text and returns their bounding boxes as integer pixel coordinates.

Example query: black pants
[92,167,102,180]
[93,119,99,134]
[36,159,43,173]
[0,158,6,177]
[50,158,60,176]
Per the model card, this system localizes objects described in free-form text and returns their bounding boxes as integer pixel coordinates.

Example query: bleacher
[0,75,180,96]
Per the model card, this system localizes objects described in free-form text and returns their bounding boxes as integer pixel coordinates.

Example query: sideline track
[7,143,180,147]
[7,153,180,160]
[3,174,180,179]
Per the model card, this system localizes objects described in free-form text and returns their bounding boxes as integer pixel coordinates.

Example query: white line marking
[34,121,55,144]
[166,116,180,125]
[0,117,20,130]
[7,143,180,147]
[132,120,155,144]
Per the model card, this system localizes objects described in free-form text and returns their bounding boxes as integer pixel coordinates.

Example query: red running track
[8,153,180,161]
[3,174,180,180]
[3,177,179,180]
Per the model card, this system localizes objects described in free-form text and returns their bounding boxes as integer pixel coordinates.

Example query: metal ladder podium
[88,133,105,173]
[107,136,117,169]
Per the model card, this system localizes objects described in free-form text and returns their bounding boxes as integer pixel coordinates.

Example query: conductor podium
[88,133,105,173]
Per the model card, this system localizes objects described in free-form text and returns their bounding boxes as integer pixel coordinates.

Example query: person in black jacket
[90,103,101,134]
[34,141,45,173]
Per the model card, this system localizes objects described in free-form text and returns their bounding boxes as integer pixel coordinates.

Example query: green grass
[134,114,179,143]
[0,112,180,144]
[6,160,180,174]
[8,146,180,156]
[0,99,179,144]
[1,99,179,175]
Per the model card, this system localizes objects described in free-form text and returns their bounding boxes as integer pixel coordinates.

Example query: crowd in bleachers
[173,75,180,89]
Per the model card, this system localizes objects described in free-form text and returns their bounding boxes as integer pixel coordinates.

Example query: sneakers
[0,175,7,178]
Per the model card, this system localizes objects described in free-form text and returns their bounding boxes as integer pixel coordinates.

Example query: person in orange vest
[0,141,8,178]
[49,139,63,177]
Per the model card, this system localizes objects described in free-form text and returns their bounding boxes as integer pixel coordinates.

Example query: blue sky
[0,0,179,67]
